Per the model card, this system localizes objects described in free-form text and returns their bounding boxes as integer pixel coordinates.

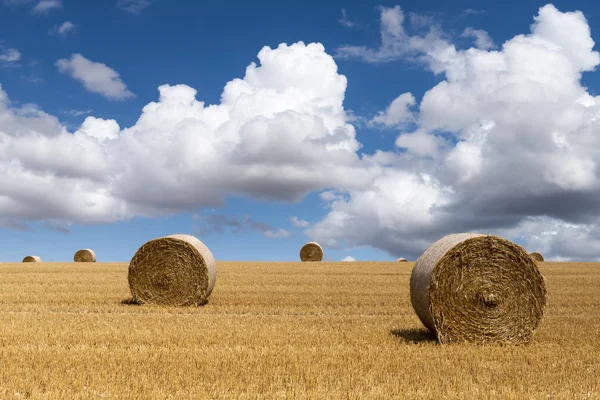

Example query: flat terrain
[0,261,598,399]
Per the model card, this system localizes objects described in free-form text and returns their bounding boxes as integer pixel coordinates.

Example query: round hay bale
[397,258,408,262]
[74,249,96,262]
[300,242,323,262]
[530,252,544,262]
[22,255,41,263]
[128,234,216,306]
[410,233,547,344]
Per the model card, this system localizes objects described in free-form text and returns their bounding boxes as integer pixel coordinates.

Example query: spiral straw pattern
[128,234,216,306]
[74,249,96,262]
[410,233,547,344]
[300,242,323,262]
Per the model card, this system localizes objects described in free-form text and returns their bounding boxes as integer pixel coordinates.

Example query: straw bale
[22,255,41,263]
[128,234,216,306]
[410,233,546,344]
[530,252,544,262]
[74,249,96,262]
[300,242,323,262]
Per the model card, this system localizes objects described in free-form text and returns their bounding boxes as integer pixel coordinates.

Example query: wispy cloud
[32,0,62,14]
[341,256,356,261]
[290,216,309,228]
[195,214,290,239]
[56,54,134,100]
[461,27,495,49]
[50,21,76,37]
[0,47,21,63]
[117,0,154,14]
[339,8,358,28]
[64,109,93,117]
[42,221,71,233]
[462,8,485,16]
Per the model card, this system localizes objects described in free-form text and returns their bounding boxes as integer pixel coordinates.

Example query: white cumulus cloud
[56,54,134,100]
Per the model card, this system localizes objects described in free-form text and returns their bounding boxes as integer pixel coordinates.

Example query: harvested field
[0,261,598,399]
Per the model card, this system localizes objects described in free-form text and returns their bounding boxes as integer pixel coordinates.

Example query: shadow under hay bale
[390,328,437,344]
[530,252,544,262]
[300,242,323,262]
[128,234,216,307]
[22,255,41,263]
[74,249,96,262]
[410,233,547,344]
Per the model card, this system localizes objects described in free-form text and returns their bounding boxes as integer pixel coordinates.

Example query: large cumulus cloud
[0,42,376,224]
[310,4,600,261]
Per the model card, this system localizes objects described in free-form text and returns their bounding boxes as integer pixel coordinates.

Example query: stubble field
[0,261,598,399]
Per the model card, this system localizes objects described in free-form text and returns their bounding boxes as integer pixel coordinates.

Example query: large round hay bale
[22,255,41,263]
[128,234,216,306]
[300,242,323,262]
[410,233,547,344]
[530,252,544,262]
[397,258,408,262]
[74,249,96,262]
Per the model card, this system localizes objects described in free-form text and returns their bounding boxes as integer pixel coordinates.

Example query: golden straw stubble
[410,233,547,344]
[128,234,216,306]
[74,249,96,262]
[300,242,323,262]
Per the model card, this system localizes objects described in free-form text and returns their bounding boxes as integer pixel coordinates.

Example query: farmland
[0,261,598,399]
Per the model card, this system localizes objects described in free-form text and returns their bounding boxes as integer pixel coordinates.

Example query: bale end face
[410,233,547,344]
[128,234,216,306]
[22,255,41,263]
[530,252,544,262]
[300,242,323,262]
[74,249,96,262]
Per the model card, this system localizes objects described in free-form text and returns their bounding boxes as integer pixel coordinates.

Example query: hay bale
[74,249,96,262]
[300,242,323,262]
[22,255,41,263]
[397,258,408,262]
[410,233,547,344]
[530,252,544,262]
[128,234,216,306]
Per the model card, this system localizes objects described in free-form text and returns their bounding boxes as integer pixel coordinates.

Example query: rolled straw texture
[410,233,547,344]
[397,258,408,262]
[128,234,216,306]
[530,252,544,262]
[74,249,96,262]
[22,255,41,263]
[300,242,323,262]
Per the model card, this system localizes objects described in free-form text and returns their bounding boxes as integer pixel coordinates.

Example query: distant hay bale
[397,258,408,262]
[128,234,216,306]
[74,249,96,262]
[300,242,323,262]
[530,252,544,262]
[410,233,547,344]
[22,255,41,263]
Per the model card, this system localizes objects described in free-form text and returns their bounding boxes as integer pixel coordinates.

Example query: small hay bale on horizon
[300,242,323,262]
[74,249,96,262]
[530,252,544,262]
[397,258,408,262]
[128,234,216,306]
[22,255,41,263]
[410,233,547,344]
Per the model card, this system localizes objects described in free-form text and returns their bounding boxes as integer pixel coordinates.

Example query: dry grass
[0,261,598,399]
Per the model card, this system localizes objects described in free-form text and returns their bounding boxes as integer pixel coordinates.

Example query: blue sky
[2,0,600,262]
